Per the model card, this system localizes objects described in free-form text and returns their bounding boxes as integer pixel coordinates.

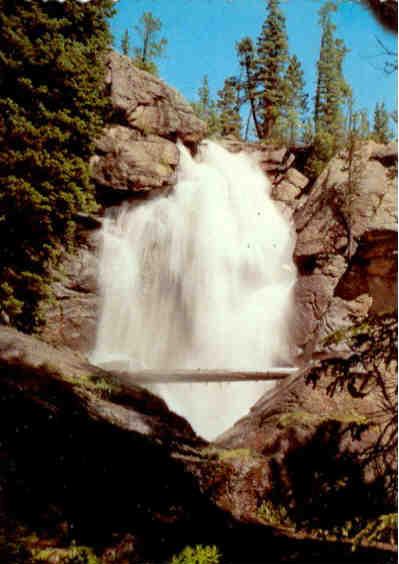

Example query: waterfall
[91,141,296,440]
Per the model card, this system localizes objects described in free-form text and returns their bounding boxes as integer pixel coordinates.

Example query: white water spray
[91,141,296,440]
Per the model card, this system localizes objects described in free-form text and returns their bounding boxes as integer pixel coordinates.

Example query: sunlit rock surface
[91,52,206,196]
[294,141,397,353]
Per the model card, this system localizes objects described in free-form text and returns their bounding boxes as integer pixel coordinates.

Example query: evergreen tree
[255,0,289,139]
[121,29,130,56]
[0,0,114,330]
[216,78,242,138]
[303,118,315,145]
[372,102,393,143]
[306,2,350,178]
[192,75,220,136]
[132,12,167,75]
[236,37,262,139]
[282,54,308,144]
[359,110,370,140]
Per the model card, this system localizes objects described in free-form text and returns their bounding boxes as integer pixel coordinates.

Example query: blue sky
[110,0,397,122]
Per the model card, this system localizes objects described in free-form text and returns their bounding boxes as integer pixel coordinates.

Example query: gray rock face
[294,141,397,352]
[91,52,206,196]
[106,52,206,145]
[40,233,100,353]
[92,127,179,193]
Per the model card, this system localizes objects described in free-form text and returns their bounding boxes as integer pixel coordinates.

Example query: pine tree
[236,37,262,139]
[0,0,114,330]
[121,29,130,56]
[132,12,167,75]
[282,55,308,145]
[303,118,315,145]
[372,102,393,144]
[306,2,350,178]
[192,75,220,136]
[255,0,289,139]
[359,110,370,140]
[216,78,242,138]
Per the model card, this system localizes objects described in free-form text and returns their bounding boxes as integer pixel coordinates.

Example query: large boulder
[294,141,397,353]
[91,52,206,197]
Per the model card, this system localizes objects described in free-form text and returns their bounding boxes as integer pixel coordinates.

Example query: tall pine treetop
[256,0,289,138]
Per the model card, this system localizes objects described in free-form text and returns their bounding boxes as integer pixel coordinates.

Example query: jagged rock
[335,229,397,315]
[370,140,397,166]
[91,52,206,197]
[92,126,179,193]
[40,233,101,353]
[285,167,309,190]
[272,168,309,214]
[294,141,397,350]
[106,53,206,145]
[214,344,396,531]
[272,180,301,202]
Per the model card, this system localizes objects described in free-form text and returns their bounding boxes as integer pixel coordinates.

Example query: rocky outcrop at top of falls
[0,325,396,563]
[91,52,206,199]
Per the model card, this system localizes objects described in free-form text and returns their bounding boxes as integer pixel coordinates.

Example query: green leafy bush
[170,544,221,564]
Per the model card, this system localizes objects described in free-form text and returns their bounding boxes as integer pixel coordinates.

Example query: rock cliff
[91,52,206,198]
[294,141,397,355]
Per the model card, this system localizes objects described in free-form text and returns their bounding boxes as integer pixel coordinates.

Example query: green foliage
[203,446,253,461]
[258,500,292,527]
[236,2,307,144]
[280,54,308,145]
[34,545,100,564]
[372,101,394,144]
[192,75,221,136]
[170,545,221,564]
[131,12,167,75]
[352,513,397,548]
[0,0,114,331]
[302,117,315,145]
[311,314,397,501]
[216,77,241,138]
[236,36,262,140]
[306,2,350,178]
[255,0,289,139]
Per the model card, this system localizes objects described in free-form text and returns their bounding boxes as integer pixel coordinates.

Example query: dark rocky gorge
[0,53,397,564]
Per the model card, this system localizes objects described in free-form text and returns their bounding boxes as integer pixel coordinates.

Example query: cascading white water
[91,140,296,440]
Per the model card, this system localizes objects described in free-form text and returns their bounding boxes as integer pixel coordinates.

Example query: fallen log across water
[110,367,300,384]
